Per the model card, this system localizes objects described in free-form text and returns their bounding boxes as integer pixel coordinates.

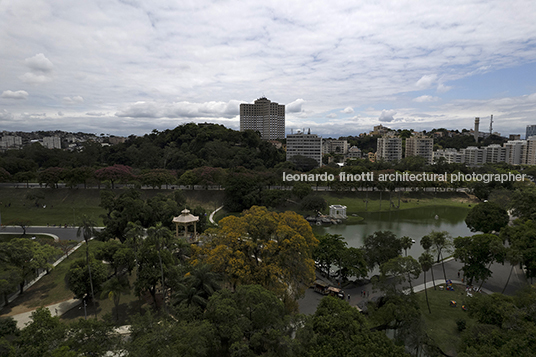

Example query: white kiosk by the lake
[329,205,347,219]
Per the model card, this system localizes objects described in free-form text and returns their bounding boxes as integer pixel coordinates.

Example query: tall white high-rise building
[240,97,285,140]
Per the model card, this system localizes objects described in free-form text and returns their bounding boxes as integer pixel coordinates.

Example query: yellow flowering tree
[193,206,318,306]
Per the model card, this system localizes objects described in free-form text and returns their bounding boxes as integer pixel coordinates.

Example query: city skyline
[1,1,536,138]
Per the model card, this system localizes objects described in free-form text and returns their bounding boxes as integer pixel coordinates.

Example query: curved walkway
[209,206,224,225]
[0,231,60,242]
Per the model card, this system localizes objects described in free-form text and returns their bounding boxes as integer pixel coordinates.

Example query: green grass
[416,283,477,355]
[0,187,225,227]
[0,240,105,316]
[0,188,105,226]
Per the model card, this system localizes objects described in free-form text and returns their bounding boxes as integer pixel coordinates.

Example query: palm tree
[419,253,433,314]
[502,247,522,294]
[77,215,97,317]
[125,221,145,263]
[420,235,436,290]
[429,231,452,282]
[173,264,220,310]
[146,223,173,313]
[401,236,414,257]
[100,276,130,321]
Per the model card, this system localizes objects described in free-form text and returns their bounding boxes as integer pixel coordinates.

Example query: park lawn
[416,283,477,356]
[321,191,476,214]
[0,187,225,227]
[0,188,105,226]
[0,240,105,317]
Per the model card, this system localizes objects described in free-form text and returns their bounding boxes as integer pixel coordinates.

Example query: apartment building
[376,137,402,162]
[405,136,434,164]
[240,97,285,140]
[42,136,61,149]
[286,131,322,167]
[323,139,349,155]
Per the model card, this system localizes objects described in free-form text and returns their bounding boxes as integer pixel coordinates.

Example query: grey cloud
[86,111,106,116]
[21,113,47,119]
[19,73,51,84]
[24,53,54,73]
[379,109,397,122]
[1,90,29,100]
[115,100,241,119]
[0,109,14,120]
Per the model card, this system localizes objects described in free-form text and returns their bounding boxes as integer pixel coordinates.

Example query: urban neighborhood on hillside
[4,97,536,168]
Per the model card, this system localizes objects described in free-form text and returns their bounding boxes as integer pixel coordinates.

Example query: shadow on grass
[61,299,145,325]
[0,281,59,315]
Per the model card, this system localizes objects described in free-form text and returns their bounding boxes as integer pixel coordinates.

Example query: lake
[313,205,473,258]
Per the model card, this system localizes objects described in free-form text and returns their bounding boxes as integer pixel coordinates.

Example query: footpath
[1,239,89,328]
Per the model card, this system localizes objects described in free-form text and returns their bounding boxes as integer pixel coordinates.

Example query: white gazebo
[172,209,199,239]
[329,204,347,219]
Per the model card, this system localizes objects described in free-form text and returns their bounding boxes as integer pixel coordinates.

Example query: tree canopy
[192,206,318,309]
[465,202,509,233]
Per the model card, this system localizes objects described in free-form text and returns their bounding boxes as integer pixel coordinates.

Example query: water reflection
[313,206,473,258]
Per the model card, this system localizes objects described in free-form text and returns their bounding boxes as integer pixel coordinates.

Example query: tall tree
[400,236,414,257]
[77,215,98,316]
[66,258,108,300]
[379,256,422,294]
[420,235,436,290]
[363,231,403,270]
[465,202,509,233]
[428,230,452,282]
[135,223,179,310]
[453,234,505,286]
[174,264,220,311]
[418,252,434,314]
[100,276,131,320]
[501,246,523,294]
[297,295,407,356]
[500,219,536,283]
[314,234,347,279]
[193,206,317,310]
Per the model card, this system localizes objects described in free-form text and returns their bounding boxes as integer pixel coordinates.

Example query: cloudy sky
[2,0,536,138]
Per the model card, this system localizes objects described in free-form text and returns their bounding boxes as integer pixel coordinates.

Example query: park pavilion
[172,208,199,241]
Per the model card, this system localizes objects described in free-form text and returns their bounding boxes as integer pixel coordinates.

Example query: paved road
[299,257,527,314]
[0,226,102,241]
